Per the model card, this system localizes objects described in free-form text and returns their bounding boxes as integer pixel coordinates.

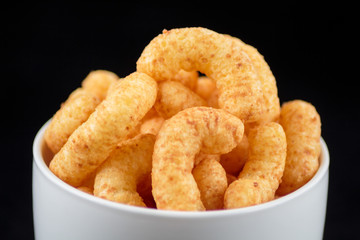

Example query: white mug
[33,120,329,240]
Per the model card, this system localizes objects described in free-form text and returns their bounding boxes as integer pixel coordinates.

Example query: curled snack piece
[194,152,220,166]
[45,88,101,154]
[225,179,273,209]
[207,88,219,109]
[172,70,198,90]
[49,72,158,187]
[152,107,244,211]
[220,134,249,176]
[140,116,165,135]
[137,27,264,122]
[154,80,207,119]
[227,36,280,129]
[193,159,228,210]
[195,76,217,101]
[277,100,321,196]
[94,134,155,207]
[81,70,119,100]
[224,122,286,209]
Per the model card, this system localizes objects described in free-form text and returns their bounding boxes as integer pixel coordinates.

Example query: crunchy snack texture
[277,100,321,195]
[45,27,322,211]
[45,88,101,154]
[49,72,157,186]
[137,27,264,122]
[155,80,207,119]
[94,134,155,207]
[152,107,244,211]
[81,70,119,101]
[193,158,228,210]
[224,122,287,209]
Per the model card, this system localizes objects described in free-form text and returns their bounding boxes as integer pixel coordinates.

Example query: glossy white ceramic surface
[33,120,329,240]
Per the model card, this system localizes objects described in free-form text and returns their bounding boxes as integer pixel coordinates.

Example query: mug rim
[33,119,329,219]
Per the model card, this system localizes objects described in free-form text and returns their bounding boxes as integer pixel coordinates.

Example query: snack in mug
[81,70,119,101]
[44,27,322,211]
[94,134,155,207]
[45,70,118,154]
[226,36,280,131]
[77,186,93,195]
[155,80,207,119]
[224,122,287,209]
[152,107,244,211]
[194,76,217,101]
[137,27,264,122]
[44,88,100,154]
[220,134,249,176]
[171,69,198,91]
[194,152,220,166]
[193,158,228,210]
[140,115,165,136]
[49,72,157,187]
[276,100,321,196]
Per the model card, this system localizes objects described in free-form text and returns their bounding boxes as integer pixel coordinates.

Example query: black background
[2,3,357,240]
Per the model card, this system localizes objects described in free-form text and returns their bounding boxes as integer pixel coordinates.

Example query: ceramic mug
[33,120,329,240]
